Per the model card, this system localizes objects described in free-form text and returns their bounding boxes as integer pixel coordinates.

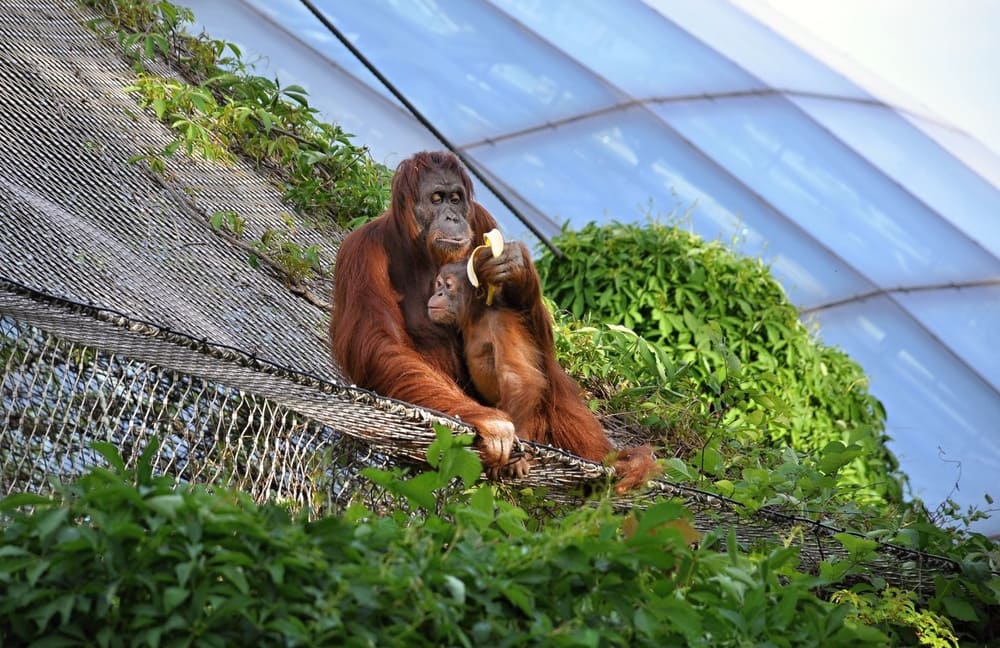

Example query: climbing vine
[81,0,391,289]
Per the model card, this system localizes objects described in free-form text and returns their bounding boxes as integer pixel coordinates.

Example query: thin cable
[799,278,1000,315]
[296,0,561,256]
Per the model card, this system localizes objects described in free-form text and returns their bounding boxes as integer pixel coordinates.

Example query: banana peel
[466,228,504,305]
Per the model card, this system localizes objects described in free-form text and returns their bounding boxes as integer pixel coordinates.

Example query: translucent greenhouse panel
[185,0,439,166]
[467,108,872,308]
[896,286,1000,393]
[791,96,1000,260]
[654,96,1000,290]
[906,117,1000,201]
[643,0,867,100]
[490,0,764,98]
[295,0,619,145]
[238,0,402,105]
[815,297,1000,535]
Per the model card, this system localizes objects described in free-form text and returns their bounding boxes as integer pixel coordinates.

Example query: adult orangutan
[330,150,537,472]
[428,262,660,492]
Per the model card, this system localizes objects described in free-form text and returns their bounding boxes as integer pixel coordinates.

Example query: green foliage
[0,434,914,646]
[120,72,391,229]
[832,588,959,647]
[86,0,392,285]
[81,0,193,47]
[538,219,901,503]
[542,223,999,643]
[56,4,998,644]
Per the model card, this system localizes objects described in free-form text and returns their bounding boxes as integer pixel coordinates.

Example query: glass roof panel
[644,0,867,99]
[654,96,1000,288]
[815,297,1000,533]
[239,0,401,104]
[491,0,765,98]
[791,96,1000,260]
[896,285,1000,391]
[902,116,1000,203]
[467,108,871,307]
[301,0,620,144]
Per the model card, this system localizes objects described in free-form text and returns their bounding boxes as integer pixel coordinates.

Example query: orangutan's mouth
[435,237,469,249]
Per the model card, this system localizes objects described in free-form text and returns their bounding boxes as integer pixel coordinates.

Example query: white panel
[644,0,867,99]
[299,0,620,144]
[896,286,1000,392]
[792,96,1000,260]
[905,117,1000,200]
[815,297,1000,535]
[469,108,871,307]
[656,96,1000,288]
[492,0,765,97]
[240,0,400,104]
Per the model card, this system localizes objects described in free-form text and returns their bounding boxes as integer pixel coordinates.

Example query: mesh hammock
[0,0,976,595]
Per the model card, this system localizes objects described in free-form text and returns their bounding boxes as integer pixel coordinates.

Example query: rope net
[0,0,978,596]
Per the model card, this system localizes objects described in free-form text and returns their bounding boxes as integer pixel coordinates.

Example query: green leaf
[682,309,701,333]
[34,508,69,542]
[91,442,126,473]
[0,546,34,576]
[189,90,209,113]
[136,438,160,485]
[25,559,51,587]
[163,139,181,157]
[31,593,76,630]
[146,494,184,518]
[257,108,274,132]
[163,586,189,613]
[0,492,53,511]
[942,595,979,622]
[426,427,451,467]
[500,582,534,615]
[713,479,735,495]
[771,588,799,630]
[662,598,703,642]
[697,447,724,475]
[152,98,167,119]
[633,607,655,638]
[833,533,878,560]
[268,561,285,585]
[633,501,687,537]
[395,472,438,510]
[818,441,861,476]
[445,448,483,487]
[663,457,693,482]
[443,575,466,604]
[818,560,852,583]
[220,565,250,595]
[468,485,494,520]
[175,561,195,588]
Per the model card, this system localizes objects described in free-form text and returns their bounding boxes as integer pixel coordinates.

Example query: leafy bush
[538,220,902,503]
[13,432,980,647]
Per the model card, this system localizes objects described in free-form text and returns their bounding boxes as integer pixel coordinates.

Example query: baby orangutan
[427,262,658,492]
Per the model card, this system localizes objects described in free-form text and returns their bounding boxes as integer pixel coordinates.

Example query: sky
[760,0,1000,158]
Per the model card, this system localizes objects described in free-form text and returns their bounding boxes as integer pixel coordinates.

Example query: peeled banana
[466,228,504,305]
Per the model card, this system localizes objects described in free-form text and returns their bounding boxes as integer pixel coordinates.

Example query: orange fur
[430,263,660,491]
[330,151,525,468]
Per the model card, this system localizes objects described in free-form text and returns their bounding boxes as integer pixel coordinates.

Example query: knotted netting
[0,0,981,595]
